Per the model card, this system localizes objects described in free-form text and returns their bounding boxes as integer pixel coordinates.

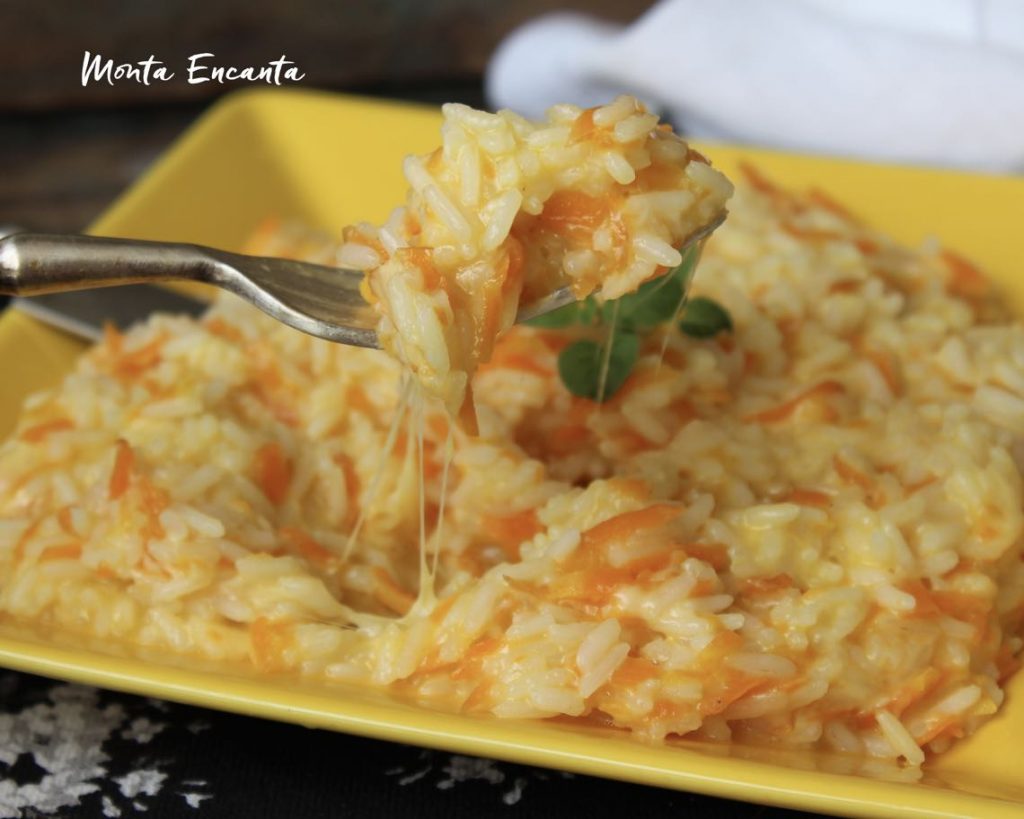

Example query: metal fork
[0,214,725,349]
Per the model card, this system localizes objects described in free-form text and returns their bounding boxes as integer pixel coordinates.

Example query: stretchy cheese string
[343,375,413,561]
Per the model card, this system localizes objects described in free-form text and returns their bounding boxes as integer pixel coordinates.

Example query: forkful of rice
[0,96,732,422]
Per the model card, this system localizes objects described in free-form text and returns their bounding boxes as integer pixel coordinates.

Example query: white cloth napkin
[486,0,1024,172]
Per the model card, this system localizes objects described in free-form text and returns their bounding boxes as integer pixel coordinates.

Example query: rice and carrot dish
[1,98,1022,770]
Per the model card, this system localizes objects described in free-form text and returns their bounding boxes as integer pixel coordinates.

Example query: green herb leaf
[679,297,733,338]
[607,243,700,329]
[558,331,639,401]
[577,297,599,325]
[614,273,683,329]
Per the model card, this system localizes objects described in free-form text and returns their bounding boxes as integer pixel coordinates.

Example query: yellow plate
[2,89,1024,818]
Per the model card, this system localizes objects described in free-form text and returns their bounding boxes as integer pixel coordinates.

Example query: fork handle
[0,233,219,296]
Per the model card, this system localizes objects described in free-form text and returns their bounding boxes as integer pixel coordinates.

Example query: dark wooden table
[0,85,821,818]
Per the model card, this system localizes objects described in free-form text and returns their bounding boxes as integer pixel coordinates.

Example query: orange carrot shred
[250,617,292,673]
[372,567,416,615]
[785,488,832,508]
[833,454,874,491]
[479,509,543,561]
[20,418,74,443]
[39,542,82,562]
[941,249,990,300]
[279,526,336,567]
[745,381,844,424]
[579,504,682,555]
[254,441,292,506]
[109,439,134,500]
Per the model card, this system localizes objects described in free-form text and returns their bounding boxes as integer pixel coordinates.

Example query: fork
[0,215,725,349]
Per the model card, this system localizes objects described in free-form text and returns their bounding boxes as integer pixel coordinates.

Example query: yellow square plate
[2,89,1024,818]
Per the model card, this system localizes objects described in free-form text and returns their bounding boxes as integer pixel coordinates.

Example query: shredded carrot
[279,526,336,568]
[479,509,542,561]
[372,567,416,615]
[462,682,494,712]
[781,223,845,243]
[548,567,634,607]
[250,617,292,673]
[905,476,937,495]
[398,247,443,290]
[739,162,782,198]
[699,669,770,717]
[547,418,590,454]
[103,322,124,353]
[634,161,686,191]
[833,454,875,492]
[253,441,292,506]
[677,542,730,572]
[890,669,945,716]
[537,190,613,244]
[56,506,76,536]
[39,542,82,562]
[784,488,832,508]
[611,429,657,455]
[456,387,479,437]
[12,520,41,562]
[807,188,860,223]
[204,317,245,343]
[578,504,682,560]
[242,216,283,255]
[941,249,990,300]
[334,454,361,508]
[569,107,616,146]
[650,698,692,722]
[686,147,711,165]
[429,596,457,625]
[451,636,503,682]
[994,643,1022,681]
[138,477,170,540]
[504,234,524,287]
[342,223,388,260]
[863,348,902,395]
[245,346,300,427]
[745,381,845,424]
[112,333,167,379]
[108,440,135,500]
[610,656,660,687]
[545,547,680,607]
[917,714,965,746]
[343,385,376,416]
[20,418,74,443]
[700,388,733,406]
[931,591,990,637]
[899,580,941,618]
[701,630,744,661]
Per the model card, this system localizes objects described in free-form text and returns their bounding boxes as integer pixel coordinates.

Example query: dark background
[0,2,823,816]
[0,0,653,233]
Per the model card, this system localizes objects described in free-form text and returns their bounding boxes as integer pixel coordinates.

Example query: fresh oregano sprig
[527,244,733,401]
